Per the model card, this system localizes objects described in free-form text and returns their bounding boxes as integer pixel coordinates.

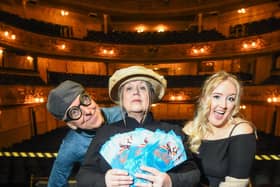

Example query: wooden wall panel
[66,61,84,74]
[38,58,108,75]
[151,103,195,121]
[251,105,272,134]
[0,107,31,132]
[83,62,107,75]
[275,107,280,136]
[0,106,32,148]
[0,125,31,148]
[33,105,48,135]
[47,59,67,72]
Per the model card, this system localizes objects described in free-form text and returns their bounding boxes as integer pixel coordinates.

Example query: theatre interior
[0,0,280,186]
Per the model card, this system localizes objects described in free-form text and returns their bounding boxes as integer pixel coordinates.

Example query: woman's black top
[194,129,256,187]
[76,113,200,187]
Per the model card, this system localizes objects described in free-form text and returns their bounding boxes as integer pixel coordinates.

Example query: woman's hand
[134,166,172,187]
[105,169,133,187]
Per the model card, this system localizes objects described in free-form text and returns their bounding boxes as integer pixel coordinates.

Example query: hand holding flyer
[100,128,187,185]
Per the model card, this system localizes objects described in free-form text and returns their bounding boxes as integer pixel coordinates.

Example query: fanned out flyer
[100,128,187,186]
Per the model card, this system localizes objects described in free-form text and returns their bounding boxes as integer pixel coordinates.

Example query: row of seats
[1,126,280,186]
[0,10,73,39]
[0,10,226,44]
[85,29,226,44]
[47,72,253,88]
[229,17,280,38]
[0,127,68,186]
[2,9,280,45]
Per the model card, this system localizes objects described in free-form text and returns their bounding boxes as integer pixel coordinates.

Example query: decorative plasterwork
[0,23,279,63]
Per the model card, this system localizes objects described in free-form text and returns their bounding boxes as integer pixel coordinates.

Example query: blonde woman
[183,71,256,187]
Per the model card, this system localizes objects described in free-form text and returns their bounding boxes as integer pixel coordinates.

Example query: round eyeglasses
[64,92,92,122]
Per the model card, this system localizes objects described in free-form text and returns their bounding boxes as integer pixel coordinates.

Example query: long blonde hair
[183,71,243,153]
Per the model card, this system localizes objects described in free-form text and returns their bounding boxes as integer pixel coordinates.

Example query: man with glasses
[46,80,122,187]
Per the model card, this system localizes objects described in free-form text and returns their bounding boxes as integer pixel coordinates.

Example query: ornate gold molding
[1,23,280,63]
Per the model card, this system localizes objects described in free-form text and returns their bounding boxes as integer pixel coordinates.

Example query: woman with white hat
[77,66,200,187]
